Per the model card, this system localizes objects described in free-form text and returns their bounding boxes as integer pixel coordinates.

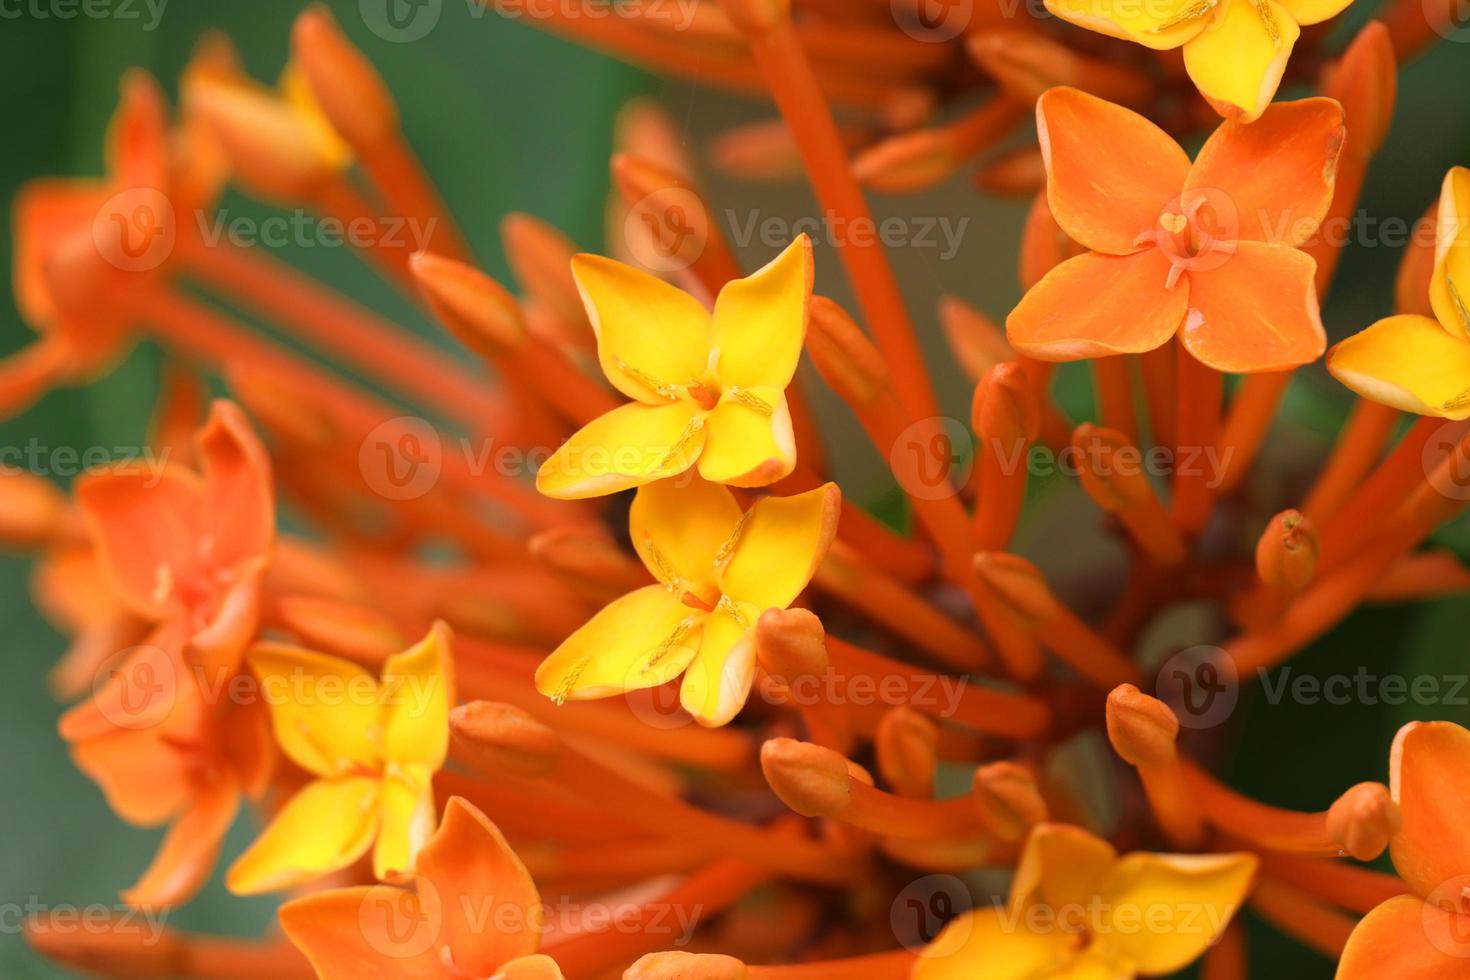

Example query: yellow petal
[697,389,797,487]
[720,483,841,612]
[381,622,454,770]
[629,477,742,599]
[710,235,812,389]
[571,253,711,404]
[535,585,702,703]
[374,765,436,880]
[1430,167,1470,339]
[1183,0,1300,123]
[1043,0,1208,50]
[1009,823,1118,919]
[227,777,380,894]
[1327,314,1470,419]
[679,600,759,727]
[913,907,1070,980]
[1099,850,1257,974]
[247,644,382,778]
[535,401,704,500]
[1277,0,1352,24]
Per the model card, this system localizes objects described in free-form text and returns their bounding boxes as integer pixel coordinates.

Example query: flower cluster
[7,2,1470,980]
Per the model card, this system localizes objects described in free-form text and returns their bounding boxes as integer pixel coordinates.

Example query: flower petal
[571,253,711,404]
[1043,0,1209,50]
[381,622,454,771]
[68,727,192,826]
[698,389,797,487]
[1184,98,1345,246]
[1430,167,1470,339]
[374,766,436,880]
[1100,850,1257,974]
[280,885,444,980]
[1181,241,1325,372]
[534,586,701,703]
[498,955,566,979]
[1036,87,1190,256]
[1183,0,1300,123]
[535,401,704,500]
[710,235,812,389]
[1327,315,1470,419]
[226,776,380,895]
[1337,895,1470,979]
[1277,0,1353,25]
[721,483,841,612]
[198,399,275,570]
[630,477,742,598]
[121,774,240,908]
[1007,250,1187,360]
[1009,823,1117,917]
[912,906,1069,980]
[418,797,543,973]
[246,644,383,778]
[1389,721,1470,902]
[679,600,759,727]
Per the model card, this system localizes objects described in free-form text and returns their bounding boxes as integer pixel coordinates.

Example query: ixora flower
[1008,87,1344,373]
[535,477,839,727]
[1328,167,1470,418]
[279,797,563,980]
[227,622,454,894]
[1337,721,1470,978]
[1045,0,1354,121]
[914,823,1257,979]
[534,235,812,499]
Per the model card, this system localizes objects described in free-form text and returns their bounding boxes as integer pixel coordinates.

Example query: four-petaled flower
[1046,0,1354,121]
[227,622,455,894]
[1008,87,1344,374]
[280,797,565,980]
[535,478,839,727]
[914,823,1257,979]
[535,236,813,499]
[1329,167,1470,418]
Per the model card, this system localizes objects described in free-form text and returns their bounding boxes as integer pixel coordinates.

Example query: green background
[1,1,1467,976]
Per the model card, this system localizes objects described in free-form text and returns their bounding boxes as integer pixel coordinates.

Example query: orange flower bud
[1255,509,1318,591]
[938,295,1014,383]
[973,361,1040,447]
[971,552,1059,624]
[875,706,938,799]
[626,951,749,980]
[450,701,562,778]
[760,737,854,817]
[755,607,829,688]
[1106,684,1180,770]
[972,761,1049,842]
[291,4,399,151]
[410,251,526,358]
[806,296,889,408]
[1326,781,1401,862]
[501,213,591,338]
[273,594,404,662]
[974,145,1046,198]
[0,469,66,550]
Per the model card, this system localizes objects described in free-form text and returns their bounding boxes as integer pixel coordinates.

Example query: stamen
[714,509,754,571]
[716,594,751,630]
[552,656,591,706]
[655,415,706,469]
[615,357,679,400]
[1149,0,1218,33]
[1251,0,1282,45]
[726,385,775,416]
[642,538,685,595]
[1448,275,1470,332]
[646,618,699,670]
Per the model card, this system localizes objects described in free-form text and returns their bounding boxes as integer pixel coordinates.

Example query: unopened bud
[0,470,66,549]
[972,761,1049,842]
[975,146,1047,198]
[760,737,852,817]
[967,31,1152,106]
[1321,22,1395,161]
[274,594,404,662]
[755,607,828,688]
[1256,510,1318,591]
[876,707,938,799]
[1326,781,1401,862]
[501,213,591,336]
[972,552,1059,624]
[853,130,964,194]
[973,362,1040,446]
[1071,424,1154,513]
[450,701,561,778]
[806,297,889,407]
[1106,684,1180,769]
[529,525,649,592]
[410,251,526,358]
[938,295,1014,382]
[291,4,399,150]
[626,951,749,980]
[26,916,183,976]
[707,120,805,182]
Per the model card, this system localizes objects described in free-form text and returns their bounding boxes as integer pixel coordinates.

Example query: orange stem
[1091,356,1137,445]
[1302,400,1401,525]
[1248,878,1356,959]
[1216,371,1291,494]
[1173,347,1222,534]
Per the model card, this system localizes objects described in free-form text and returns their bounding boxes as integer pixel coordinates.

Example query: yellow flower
[1045,0,1353,122]
[914,823,1257,980]
[226,622,454,894]
[535,478,839,727]
[535,235,813,499]
[1329,167,1470,418]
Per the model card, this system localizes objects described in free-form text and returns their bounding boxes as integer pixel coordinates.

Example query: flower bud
[1106,684,1180,769]
[760,737,852,817]
[972,761,1049,842]
[1326,781,1401,862]
[450,701,561,778]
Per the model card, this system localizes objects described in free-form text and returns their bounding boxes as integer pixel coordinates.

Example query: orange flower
[1007,87,1344,373]
[280,796,564,979]
[1337,722,1470,979]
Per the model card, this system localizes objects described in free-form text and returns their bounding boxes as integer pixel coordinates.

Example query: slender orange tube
[1091,356,1137,445]
[1302,400,1401,524]
[1173,347,1223,534]
[1216,372,1291,494]
[1248,878,1356,959]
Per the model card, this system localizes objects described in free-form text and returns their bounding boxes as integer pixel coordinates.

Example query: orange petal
[67,727,192,827]
[13,178,109,328]
[107,71,170,190]
[1184,98,1345,247]
[1007,249,1186,360]
[121,774,240,908]
[1036,87,1189,256]
[279,885,444,980]
[1389,721,1470,903]
[1181,242,1324,372]
[197,400,275,570]
[417,797,542,974]
[1338,895,1470,979]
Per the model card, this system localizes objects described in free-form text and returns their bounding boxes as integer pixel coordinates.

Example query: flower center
[1135,189,1239,289]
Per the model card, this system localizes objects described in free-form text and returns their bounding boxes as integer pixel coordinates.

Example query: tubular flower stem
[721,3,941,423]
[25,917,313,980]
[852,97,1027,194]
[307,176,418,288]
[1172,345,1223,534]
[1090,356,1139,446]
[1201,921,1247,980]
[971,361,1040,551]
[1368,549,1470,602]
[1181,761,1399,860]
[610,152,745,295]
[1139,342,1177,451]
[1215,371,1291,494]
[755,607,851,752]
[1301,400,1402,525]
[1071,423,1188,567]
[1316,415,1442,570]
[1249,878,1358,959]
[1250,850,1412,915]
[451,702,855,883]
[626,949,918,980]
[1107,685,1206,849]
